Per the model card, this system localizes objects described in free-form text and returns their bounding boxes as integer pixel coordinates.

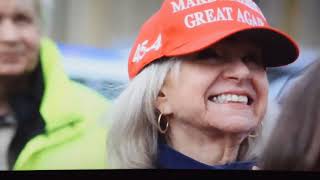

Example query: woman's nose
[0,20,19,43]
[222,58,251,82]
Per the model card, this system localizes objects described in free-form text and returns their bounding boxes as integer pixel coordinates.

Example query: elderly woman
[107,0,299,169]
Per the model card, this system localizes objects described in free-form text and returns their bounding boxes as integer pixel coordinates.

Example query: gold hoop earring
[248,132,258,138]
[157,113,169,134]
[249,122,263,138]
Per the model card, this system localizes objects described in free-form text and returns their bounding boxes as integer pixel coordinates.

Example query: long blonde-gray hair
[106,58,181,168]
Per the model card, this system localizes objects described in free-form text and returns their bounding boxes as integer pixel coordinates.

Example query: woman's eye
[196,49,221,60]
[243,54,265,69]
[14,14,33,25]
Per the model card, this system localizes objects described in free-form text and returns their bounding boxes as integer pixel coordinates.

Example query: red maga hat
[128,0,300,79]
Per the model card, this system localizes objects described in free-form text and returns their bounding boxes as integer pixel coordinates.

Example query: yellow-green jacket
[10,38,110,170]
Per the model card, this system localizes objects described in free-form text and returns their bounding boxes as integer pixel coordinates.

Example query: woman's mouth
[208,94,253,105]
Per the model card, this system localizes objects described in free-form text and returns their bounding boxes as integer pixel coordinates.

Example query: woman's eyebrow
[196,48,219,58]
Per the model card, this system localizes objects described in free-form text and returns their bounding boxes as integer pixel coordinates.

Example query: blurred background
[39,0,320,100]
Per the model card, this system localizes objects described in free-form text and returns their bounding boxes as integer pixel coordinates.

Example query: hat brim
[166,27,299,67]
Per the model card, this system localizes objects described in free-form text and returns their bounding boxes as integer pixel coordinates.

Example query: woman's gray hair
[33,0,41,16]
[106,57,181,168]
[33,0,43,25]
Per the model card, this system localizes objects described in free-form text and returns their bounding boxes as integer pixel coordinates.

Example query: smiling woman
[0,0,110,170]
[106,0,299,169]
[0,0,40,76]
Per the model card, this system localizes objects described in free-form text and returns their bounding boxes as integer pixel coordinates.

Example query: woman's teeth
[210,94,249,105]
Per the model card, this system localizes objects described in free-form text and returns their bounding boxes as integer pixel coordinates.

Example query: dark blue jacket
[157,143,255,170]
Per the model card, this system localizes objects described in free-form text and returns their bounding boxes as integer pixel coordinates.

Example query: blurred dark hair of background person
[258,58,320,171]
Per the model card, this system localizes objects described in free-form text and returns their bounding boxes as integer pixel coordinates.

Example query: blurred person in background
[106,0,299,169]
[0,0,110,170]
[258,58,320,171]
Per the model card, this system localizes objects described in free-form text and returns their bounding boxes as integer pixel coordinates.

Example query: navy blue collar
[157,143,255,170]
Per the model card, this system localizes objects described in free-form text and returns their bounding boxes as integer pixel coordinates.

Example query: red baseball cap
[128,0,300,79]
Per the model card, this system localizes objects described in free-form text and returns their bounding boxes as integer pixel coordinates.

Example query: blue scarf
[157,143,256,170]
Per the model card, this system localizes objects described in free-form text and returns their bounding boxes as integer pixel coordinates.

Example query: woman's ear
[155,88,173,115]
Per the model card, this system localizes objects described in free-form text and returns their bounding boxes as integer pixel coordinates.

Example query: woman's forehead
[195,38,262,56]
[180,38,261,60]
[0,0,37,15]
[17,0,37,12]
[213,38,261,50]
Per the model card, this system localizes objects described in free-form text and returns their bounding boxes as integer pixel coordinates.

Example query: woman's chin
[208,119,257,134]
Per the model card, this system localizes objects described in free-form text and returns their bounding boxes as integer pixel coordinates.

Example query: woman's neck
[167,121,248,166]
